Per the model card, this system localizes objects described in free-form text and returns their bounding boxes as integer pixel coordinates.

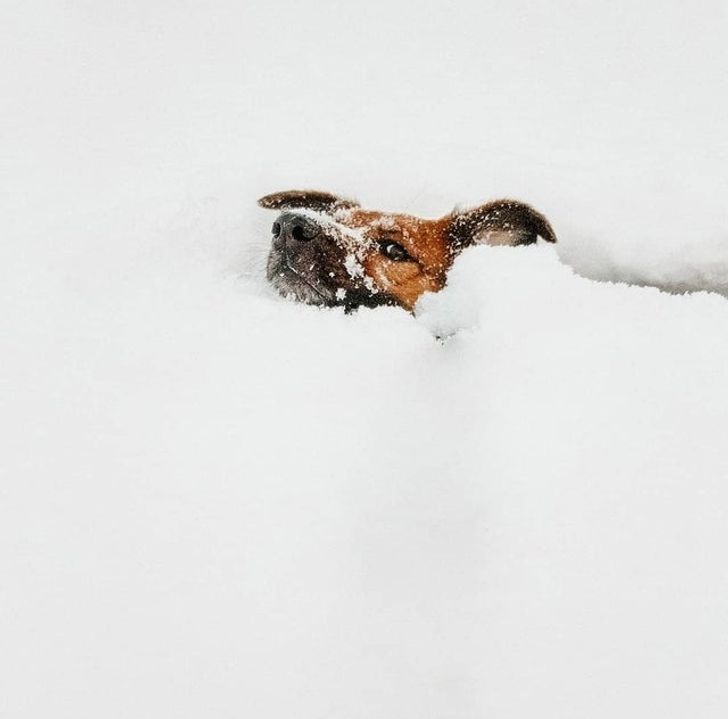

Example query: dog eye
[381,242,411,262]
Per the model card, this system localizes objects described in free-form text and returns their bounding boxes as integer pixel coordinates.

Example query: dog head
[260,190,557,311]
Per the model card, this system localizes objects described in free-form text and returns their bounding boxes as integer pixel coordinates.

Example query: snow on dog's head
[259,189,557,311]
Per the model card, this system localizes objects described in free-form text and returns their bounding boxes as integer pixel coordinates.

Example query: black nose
[272,213,320,242]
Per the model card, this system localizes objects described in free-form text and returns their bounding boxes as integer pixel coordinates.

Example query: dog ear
[257,190,359,213]
[447,199,557,251]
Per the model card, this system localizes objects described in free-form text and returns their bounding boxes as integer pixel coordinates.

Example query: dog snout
[272,212,320,244]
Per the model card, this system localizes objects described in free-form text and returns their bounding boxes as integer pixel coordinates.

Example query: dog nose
[272,213,320,243]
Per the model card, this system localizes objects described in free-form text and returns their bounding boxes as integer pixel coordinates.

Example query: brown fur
[259,190,557,310]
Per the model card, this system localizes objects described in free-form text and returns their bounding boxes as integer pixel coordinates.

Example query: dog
[260,190,557,311]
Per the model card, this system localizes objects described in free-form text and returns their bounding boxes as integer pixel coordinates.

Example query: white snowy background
[3,1,728,717]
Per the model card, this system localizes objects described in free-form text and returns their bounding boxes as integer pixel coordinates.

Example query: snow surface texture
[3,1,728,717]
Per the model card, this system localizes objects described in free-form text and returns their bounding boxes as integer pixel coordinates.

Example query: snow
[3,1,728,717]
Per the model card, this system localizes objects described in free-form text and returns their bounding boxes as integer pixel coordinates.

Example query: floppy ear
[447,199,557,251]
[257,189,359,213]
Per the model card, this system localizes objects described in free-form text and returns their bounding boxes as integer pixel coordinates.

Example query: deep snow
[3,1,728,717]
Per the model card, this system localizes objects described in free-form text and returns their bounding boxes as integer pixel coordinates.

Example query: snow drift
[3,1,728,717]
